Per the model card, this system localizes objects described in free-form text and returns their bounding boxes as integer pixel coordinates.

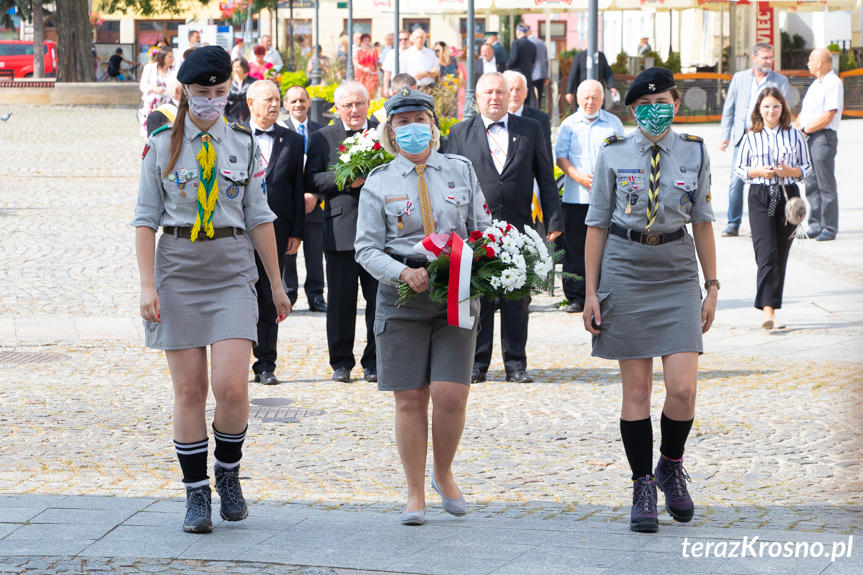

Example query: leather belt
[609,223,684,246]
[390,253,429,268]
[163,226,244,240]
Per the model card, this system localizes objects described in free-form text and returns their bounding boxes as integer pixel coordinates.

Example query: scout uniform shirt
[585,128,714,233]
[132,114,276,232]
[355,150,492,286]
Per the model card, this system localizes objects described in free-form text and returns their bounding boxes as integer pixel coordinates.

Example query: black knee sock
[174,438,209,486]
[620,418,653,480]
[213,425,247,468]
[659,412,693,460]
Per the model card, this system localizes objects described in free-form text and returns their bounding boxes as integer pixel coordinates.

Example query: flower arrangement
[307,83,337,102]
[262,62,278,80]
[330,128,394,191]
[397,220,568,310]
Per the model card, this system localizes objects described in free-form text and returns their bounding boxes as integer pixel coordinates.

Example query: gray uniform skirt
[592,232,703,360]
[374,283,480,391]
[144,232,259,350]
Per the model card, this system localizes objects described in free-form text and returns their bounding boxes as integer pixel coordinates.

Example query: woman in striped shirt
[735,87,812,329]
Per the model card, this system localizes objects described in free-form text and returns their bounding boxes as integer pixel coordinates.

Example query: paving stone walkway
[0,106,861,574]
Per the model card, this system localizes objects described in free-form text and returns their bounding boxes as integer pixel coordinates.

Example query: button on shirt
[250,120,275,165]
[404,46,438,87]
[799,70,843,133]
[131,115,275,232]
[586,129,714,234]
[555,109,624,204]
[482,115,509,173]
[355,150,492,286]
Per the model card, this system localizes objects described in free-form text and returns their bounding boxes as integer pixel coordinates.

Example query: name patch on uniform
[385,195,409,203]
[226,184,240,199]
[618,169,644,174]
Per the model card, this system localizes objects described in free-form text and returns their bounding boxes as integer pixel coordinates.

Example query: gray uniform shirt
[131,114,276,231]
[586,128,714,233]
[355,150,492,286]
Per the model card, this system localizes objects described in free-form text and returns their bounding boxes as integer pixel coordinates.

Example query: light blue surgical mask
[394,123,432,154]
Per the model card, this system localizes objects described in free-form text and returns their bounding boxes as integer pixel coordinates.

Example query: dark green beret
[625,66,676,106]
[384,88,435,117]
[176,46,231,86]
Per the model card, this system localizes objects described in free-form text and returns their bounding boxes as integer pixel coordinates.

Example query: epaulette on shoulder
[681,133,704,143]
[603,134,623,146]
[230,122,251,134]
[442,152,471,165]
[367,162,392,178]
[151,124,172,137]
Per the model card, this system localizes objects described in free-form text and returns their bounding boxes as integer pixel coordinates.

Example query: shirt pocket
[219,165,249,203]
[384,195,412,235]
[163,168,199,204]
[439,189,470,234]
[616,174,648,215]
[672,176,698,215]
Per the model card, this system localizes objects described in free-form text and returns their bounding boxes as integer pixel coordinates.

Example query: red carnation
[506,223,513,231]
[487,233,495,240]
[373,142,382,150]
[339,145,347,153]
[485,246,495,258]
[469,230,484,241]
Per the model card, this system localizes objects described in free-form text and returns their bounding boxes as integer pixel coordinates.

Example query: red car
[0,40,58,79]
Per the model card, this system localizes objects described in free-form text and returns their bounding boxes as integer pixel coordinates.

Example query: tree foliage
[99,0,210,17]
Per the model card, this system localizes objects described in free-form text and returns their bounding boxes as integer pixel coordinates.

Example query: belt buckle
[645,233,660,246]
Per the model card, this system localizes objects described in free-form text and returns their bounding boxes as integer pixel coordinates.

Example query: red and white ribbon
[447,233,474,330]
[414,232,451,260]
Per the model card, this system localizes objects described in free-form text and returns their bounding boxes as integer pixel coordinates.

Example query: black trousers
[562,203,589,304]
[748,183,797,310]
[473,294,530,374]
[283,220,325,304]
[252,251,286,374]
[325,249,378,371]
[805,129,839,235]
[532,79,546,109]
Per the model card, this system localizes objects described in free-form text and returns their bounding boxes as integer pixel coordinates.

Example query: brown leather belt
[609,223,684,246]
[163,226,244,240]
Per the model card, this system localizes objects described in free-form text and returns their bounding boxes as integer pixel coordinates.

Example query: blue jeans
[726,143,745,230]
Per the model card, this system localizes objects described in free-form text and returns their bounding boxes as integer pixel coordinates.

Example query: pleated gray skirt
[144,232,259,350]
[592,232,703,360]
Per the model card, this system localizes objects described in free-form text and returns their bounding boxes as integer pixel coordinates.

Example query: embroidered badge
[229,155,237,163]
[649,83,656,91]
[141,144,150,159]
[706,191,712,203]
[226,184,240,199]
[448,182,455,188]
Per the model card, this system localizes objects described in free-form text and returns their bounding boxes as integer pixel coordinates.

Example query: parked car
[0,40,58,79]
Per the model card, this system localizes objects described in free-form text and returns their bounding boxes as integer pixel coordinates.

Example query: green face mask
[634,103,675,137]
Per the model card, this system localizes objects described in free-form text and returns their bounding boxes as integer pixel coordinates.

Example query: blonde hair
[381,110,441,156]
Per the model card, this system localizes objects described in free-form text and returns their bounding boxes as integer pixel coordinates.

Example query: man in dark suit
[280,85,327,313]
[245,81,306,386]
[474,43,504,88]
[504,70,552,162]
[506,24,537,108]
[564,49,619,110]
[305,81,379,383]
[447,72,562,384]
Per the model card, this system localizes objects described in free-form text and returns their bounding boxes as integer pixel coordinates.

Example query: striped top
[734,125,812,185]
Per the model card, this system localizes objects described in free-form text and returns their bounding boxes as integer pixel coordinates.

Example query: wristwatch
[704,279,720,291]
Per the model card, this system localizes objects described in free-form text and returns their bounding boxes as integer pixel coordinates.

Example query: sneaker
[630,475,659,533]
[721,227,739,237]
[654,455,694,522]
[183,485,213,533]
[214,464,248,521]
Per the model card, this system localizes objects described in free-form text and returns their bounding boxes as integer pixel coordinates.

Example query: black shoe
[256,371,278,385]
[183,485,213,533]
[471,369,487,383]
[505,370,533,383]
[815,231,836,241]
[630,475,659,533]
[214,464,248,522]
[364,369,377,382]
[565,300,584,313]
[332,367,351,382]
[309,297,328,312]
[721,227,739,237]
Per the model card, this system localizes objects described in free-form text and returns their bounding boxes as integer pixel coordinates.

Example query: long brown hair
[750,87,791,132]
[162,88,188,177]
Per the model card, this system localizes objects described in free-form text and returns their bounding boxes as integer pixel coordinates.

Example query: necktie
[254,128,273,136]
[415,164,435,236]
[191,133,218,242]
[298,123,307,152]
[646,145,661,231]
[486,121,505,131]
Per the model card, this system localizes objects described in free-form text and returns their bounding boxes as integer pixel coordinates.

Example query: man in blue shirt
[555,79,624,313]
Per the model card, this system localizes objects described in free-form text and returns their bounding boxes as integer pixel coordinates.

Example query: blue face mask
[394,123,432,154]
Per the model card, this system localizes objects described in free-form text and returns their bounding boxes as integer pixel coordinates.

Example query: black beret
[385,88,435,117]
[625,67,676,106]
[176,46,231,86]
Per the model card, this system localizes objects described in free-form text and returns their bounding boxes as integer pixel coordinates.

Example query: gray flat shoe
[400,507,425,525]
[432,475,467,516]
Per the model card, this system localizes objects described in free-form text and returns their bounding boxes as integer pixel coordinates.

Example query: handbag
[782,182,807,227]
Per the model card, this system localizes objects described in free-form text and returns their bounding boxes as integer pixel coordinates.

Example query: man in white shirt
[259,35,283,72]
[403,28,438,90]
[381,30,410,97]
[795,48,843,241]
[230,38,245,62]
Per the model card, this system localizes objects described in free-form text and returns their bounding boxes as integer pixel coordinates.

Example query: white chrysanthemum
[500,251,513,264]
[339,153,351,163]
[534,260,552,280]
[490,276,502,290]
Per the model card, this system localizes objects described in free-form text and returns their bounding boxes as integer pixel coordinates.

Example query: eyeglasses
[339,101,368,110]
[399,38,409,42]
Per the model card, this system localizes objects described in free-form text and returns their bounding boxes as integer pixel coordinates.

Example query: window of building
[343,18,371,37]
[459,17,486,57]
[95,20,121,44]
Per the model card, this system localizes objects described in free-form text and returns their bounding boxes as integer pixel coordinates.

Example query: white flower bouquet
[330,127,394,191]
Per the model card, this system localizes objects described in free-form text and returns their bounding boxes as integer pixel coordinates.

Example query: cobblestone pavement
[0,106,861,573]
